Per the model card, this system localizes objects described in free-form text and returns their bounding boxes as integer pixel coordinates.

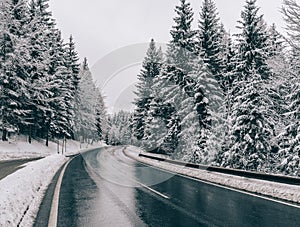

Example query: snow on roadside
[0,154,68,227]
[125,146,300,205]
[0,135,104,161]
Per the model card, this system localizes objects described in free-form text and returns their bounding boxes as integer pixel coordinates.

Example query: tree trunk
[28,125,32,144]
[2,128,8,141]
[45,126,49,147]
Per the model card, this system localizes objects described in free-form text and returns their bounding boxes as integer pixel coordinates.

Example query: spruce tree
[25,0,54,142]
[277,0,300,176]
[73,58,106,142]
[65,35,80,93]
[147,0,196,154]
[223,68,276,171]
[219,0,276,171]
[167,0,197,74]
[0,0,31,141]
[133,39,163,141]
[235,0,270,80]
[197,0,224,87]
[48,31,74,139]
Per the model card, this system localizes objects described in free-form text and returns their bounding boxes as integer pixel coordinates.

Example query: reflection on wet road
[58,147,300,227]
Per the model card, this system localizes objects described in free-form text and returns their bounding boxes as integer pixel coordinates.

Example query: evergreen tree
[48,31,73,139]
[218,0,276,171]
[146,0,197,154]
[197,0,224,87]
[65,35,80,93]
[73,58,106,142]
[106,111,133,145]
[184,56,223,163]
[133,39,163,141]
[25,0,54,143]
[222,69,276,171]
[167,0,197,73]
[74,59,97,141]
[0,0,31,141]
[219,27,236,92]
[94,87,107,141]
[235,0,270,81]
[281,0,300,53]
[277,0,300,176]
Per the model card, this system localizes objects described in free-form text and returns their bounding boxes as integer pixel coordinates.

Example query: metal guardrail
[139,153,300,186]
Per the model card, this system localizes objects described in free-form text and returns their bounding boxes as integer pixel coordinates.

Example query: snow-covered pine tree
[74,59,97,142]
[197,0,224,88]
[143,66,182,154]
[73,58,107,143]
[24,0,56,143]
[35,0,55,28]
[222,68,276,171]
[167,0,197,74]
[106,111,133,145]
[218,27,236,138]
[94,87,106,141]
[48,30,74,139]
[0,0,31,141]
[235,0,271,81]
[265,24,288,137]
[133,39,163,141]
[183,56,223,164]
[219,0,277,171]
[64,35,80,95]
[219,26,236,93]
[276,0,300,176]
[147,0,196,154]
[63,35,81,139]
[143,98,169,152]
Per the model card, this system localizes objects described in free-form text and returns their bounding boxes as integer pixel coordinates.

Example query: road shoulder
[124,146,300,207]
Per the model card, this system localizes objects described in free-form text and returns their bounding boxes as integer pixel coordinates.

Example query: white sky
[49,0,286,112]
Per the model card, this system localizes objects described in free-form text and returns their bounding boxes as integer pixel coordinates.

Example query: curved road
[57,146,300,227]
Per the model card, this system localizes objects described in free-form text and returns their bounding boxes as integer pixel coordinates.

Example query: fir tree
[0,0,31,141]
[222,68,276,171]
[197,0,224,86]
[133,39,163,141]
[25,0,54,143]
[65,35,80,93]
[48,31,73,139]
[218,0,276,171]
[73,58,106,142]
[277,0,300,176]
[167,0,197,74]
[235,0,270,81]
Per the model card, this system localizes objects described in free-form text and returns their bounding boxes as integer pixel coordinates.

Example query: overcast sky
[49,0,286,112]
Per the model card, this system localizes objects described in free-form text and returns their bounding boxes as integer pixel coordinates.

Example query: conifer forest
[1,0,300,177]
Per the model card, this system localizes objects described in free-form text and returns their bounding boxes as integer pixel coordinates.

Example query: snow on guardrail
[138,153,300,186]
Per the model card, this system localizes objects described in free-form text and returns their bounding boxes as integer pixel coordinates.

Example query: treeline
[130,0,300,176]
[0,0,106,145]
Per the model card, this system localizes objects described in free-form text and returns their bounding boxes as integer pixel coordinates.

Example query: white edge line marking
[88,148,170,200]
[116,149,170,199]
[127,152,300,209]
[48,156,77,227]
[137,181,170,199]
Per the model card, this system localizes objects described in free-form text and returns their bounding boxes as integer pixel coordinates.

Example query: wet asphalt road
[0,157,42,180]
[57,147,300,227]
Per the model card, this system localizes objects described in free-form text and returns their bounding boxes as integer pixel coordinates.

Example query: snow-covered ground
[0,136,102,161]
[125,146,300,206]
[0,137,106,226]
[0,154,67,226]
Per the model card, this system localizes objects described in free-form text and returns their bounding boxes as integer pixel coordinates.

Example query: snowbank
[0,154,68,227]
[125,146,300,205]
[0,135,104,161]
